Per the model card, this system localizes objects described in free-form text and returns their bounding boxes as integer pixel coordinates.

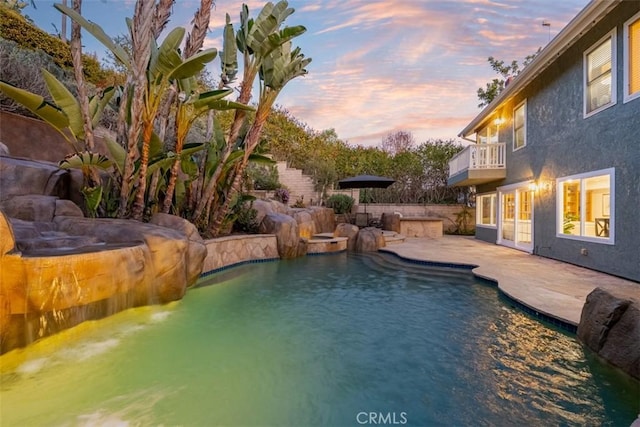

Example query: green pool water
[1,253,638,426]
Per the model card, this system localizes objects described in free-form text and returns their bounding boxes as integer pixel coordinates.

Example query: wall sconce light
[493,117,505,126]
[529,180,552,193]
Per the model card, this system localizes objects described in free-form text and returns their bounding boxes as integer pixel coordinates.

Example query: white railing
[448,143,506,177]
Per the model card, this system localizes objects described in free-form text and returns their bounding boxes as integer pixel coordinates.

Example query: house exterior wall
[475,2,640,281]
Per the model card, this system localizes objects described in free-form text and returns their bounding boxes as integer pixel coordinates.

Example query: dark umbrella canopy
[337,174,395,189]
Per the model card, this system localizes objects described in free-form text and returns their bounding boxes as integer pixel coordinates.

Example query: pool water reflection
[1,253,638,426]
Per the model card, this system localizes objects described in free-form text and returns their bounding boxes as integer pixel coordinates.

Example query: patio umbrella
[337,174,395,214]
[337,174,396,189]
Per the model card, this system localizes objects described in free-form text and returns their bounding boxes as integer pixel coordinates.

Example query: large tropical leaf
[149,27,185,83]
[104,137,126,176]
[0,80,71,141]
[170,49,218,81]
[88,86,117,129]
[261,25,306,58]
[221,13,238,85]
[59,151,113,170]
[261,42,311,91]
[197,99,255,114]
[249,1,293,49]
[247,153,276,165]
[54,3,131,68]
[42,69,84,139]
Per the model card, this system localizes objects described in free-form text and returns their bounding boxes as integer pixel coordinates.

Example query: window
[513,101,526,151]
[476,193,497,227]
[557,168,614,244]
[584,29,616,117]
[476,122,499,144]
[624,11,640,103]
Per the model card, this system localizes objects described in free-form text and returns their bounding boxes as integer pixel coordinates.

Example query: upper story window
[624,11,640,103]
[476,122,499,144]
[584,29,616,117]
[513,100,526,151]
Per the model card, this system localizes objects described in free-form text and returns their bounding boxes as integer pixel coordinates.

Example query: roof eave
[458,0,621,138]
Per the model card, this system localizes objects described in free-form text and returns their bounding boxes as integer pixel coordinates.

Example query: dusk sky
[26,0,589,147]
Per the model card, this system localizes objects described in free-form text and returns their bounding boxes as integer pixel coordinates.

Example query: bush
[249,163,280,190]
[233,203,260,234]
[0,38,77,116]
[273,188,290,205]
[326,194,354,214]
[0,7,109,85]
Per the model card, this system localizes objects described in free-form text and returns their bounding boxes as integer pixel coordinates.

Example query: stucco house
[449,0,639,282]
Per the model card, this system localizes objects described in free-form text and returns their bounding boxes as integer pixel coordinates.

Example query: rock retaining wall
[202,235,279,273]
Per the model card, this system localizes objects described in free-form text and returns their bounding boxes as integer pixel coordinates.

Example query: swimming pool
[1,252,638,426]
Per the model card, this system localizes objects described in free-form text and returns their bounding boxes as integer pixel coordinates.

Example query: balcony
[448,143,506,187]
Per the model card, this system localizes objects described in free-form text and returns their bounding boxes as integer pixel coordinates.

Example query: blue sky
[26,0,589,147]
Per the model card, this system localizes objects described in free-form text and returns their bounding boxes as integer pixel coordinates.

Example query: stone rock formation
[252,199,288,226]
[259,212,303,259]
[577,287,640,380]
[0,156,69,202]
[305,206,335,233]
[150,213,207,287]
[0,207,207,354]
[355,227,386,252]
[334,223,359,252]
[381,212,401,233]
[289,209,316,239]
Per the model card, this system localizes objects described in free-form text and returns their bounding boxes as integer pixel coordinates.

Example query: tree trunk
[128,0,155,220]
[69,0,94,153]
[191,67,258,223]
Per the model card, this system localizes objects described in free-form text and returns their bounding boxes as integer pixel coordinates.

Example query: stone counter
[399,217,443,238]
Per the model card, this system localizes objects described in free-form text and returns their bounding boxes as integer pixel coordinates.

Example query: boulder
[290,209,317,239]
[306,206,335,233]
[259,212,301,259]
[1,195,59,222]
[577,288,640,380]
[0,210,15,255]
[253,199,288,226]
[55,199,84,217]
[149,213,207,286]
[334,223,359,252]
[0,156,69,202]
[381,212,401,233]
[355,227,386,252]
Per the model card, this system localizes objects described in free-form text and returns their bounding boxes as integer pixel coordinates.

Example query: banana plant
[162,86,255,214]
[59,151,113,217]
[192,0,307,224]
[207,40,310,235]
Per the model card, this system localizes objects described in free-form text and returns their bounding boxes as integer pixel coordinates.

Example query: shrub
[326,194,354,214]
[0,7,108,85]
[249,163,280,190]
[273,188,290,205]
[291,196,305,208]
[233,202,260,234]
[0,38,77,116]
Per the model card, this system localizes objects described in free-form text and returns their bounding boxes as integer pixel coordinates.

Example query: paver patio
[381,236,639,326]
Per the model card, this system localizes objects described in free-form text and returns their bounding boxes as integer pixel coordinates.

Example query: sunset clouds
[29,0,589,147]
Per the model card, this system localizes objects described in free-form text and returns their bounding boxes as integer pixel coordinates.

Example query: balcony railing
[448,143,506,178]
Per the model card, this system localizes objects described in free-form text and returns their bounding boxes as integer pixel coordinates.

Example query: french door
[498,183,533,252]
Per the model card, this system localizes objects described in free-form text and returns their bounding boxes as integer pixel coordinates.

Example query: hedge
[0,6,107,85]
